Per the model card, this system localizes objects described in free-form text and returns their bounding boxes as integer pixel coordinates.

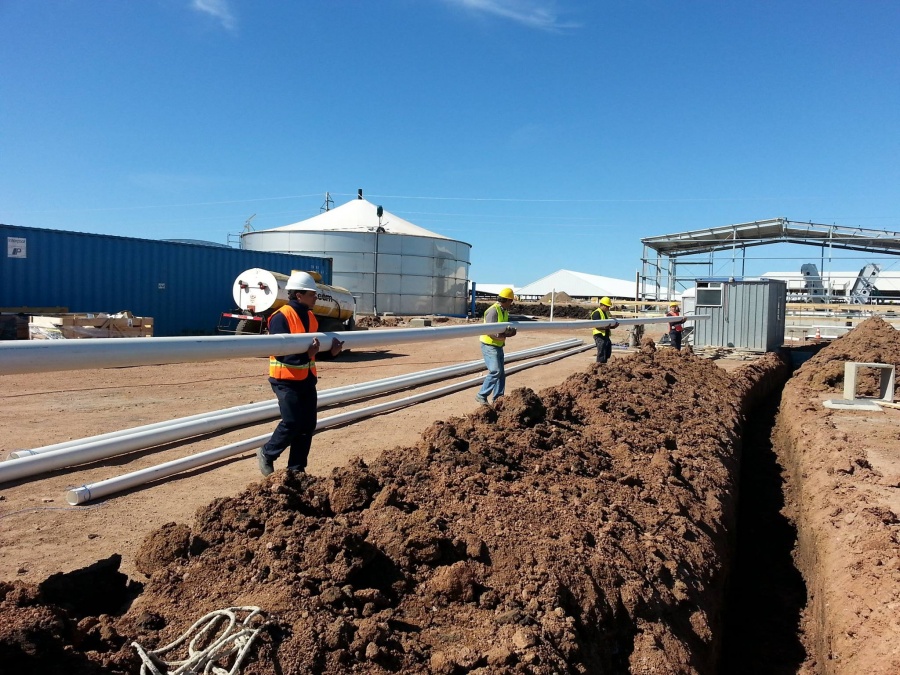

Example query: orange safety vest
[268,305,319,381]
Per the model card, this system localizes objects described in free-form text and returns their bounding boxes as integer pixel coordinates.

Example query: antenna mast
[320,192,334,212]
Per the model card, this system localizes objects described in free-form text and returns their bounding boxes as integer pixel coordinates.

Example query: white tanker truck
[218,268,357,335]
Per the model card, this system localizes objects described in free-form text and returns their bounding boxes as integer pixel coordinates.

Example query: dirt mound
[0,346,789,673]
[794,316,900,393]
[540,291,573,303]
[474,301,593,319]
[355,316,404,328]
[0,556,140,674]
[774,316,900,673]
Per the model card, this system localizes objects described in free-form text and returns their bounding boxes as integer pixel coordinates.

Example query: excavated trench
[2,319,899,674]
[719,384,808,673]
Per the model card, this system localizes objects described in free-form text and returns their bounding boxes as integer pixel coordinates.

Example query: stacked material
[29,311,153,339]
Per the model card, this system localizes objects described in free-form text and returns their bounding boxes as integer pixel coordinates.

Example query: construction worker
[666,301,685,350]
[257,271,343,476]
[476,287,516,405]
[590,297,619,364]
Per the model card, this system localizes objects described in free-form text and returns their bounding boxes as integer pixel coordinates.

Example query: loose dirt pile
[1,342,788,674]
[475,301,593,320]
[774,317,900,674]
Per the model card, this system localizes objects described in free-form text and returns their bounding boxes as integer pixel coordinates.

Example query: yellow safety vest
[591,306,612,336]
[480,302,510,347]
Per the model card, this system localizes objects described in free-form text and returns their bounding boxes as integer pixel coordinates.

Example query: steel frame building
[640,218,900,301]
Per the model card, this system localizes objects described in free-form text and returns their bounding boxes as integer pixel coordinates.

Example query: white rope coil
[132,606,268,675]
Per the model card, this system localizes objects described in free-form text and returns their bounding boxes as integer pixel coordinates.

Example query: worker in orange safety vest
[257,271,343,476]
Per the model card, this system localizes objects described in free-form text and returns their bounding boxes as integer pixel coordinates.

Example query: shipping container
[1,224,333,336]
[691,278,787,352]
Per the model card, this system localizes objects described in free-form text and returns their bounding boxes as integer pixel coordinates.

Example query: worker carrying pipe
[666,301,685,350]
[256,271,343,477]
[590,297,619,364]
[475,287,517,405]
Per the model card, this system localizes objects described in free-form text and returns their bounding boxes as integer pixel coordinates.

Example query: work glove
[330,339,344,356]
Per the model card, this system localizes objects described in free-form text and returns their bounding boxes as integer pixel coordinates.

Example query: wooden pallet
[29,313,154,339]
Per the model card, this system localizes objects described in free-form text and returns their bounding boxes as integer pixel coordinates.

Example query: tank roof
[260,197,455,240]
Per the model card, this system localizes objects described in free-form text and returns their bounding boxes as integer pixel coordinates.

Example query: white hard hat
[285,271,318,292]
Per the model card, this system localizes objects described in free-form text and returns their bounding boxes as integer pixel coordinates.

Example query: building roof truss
[642,218,900,258]
[640,218,900,300]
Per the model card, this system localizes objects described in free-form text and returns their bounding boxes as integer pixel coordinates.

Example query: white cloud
[191,0,236,30]
[443,0,579,32]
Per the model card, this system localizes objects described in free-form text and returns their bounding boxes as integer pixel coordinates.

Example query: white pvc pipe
[11,339,582,460]
[0,317,701,375]
[65,344,591,504]
[0,341,584,483]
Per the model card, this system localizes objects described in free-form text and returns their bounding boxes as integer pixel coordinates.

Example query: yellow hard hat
[669,301,680,306]
[498,288,515,300]
[599,296,612,307]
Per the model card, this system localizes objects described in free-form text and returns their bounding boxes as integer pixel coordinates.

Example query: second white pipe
[1,341,584,484]
[65,344,591,505]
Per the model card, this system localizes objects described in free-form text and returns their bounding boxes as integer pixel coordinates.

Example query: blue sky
[2,0,899,286]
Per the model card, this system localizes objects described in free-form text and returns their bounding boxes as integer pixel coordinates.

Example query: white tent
[516,269,635,300]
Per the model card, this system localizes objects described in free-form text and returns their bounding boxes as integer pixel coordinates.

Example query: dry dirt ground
[1,318,898,674]
[774,318,900,674]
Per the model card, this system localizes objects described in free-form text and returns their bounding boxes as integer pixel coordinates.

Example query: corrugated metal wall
[693,280,786,351]
[1,224,332,336]
[241,229,472,316]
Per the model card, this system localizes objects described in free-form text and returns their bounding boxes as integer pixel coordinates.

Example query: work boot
[474,393,489,405]
[256,448,274,476]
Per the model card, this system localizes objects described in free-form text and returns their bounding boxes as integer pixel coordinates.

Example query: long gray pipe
[0,317,698,375]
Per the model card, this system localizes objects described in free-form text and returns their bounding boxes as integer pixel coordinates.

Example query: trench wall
[773,318,900,674]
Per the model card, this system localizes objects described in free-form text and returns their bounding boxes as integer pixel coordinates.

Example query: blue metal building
[1,224,333,336]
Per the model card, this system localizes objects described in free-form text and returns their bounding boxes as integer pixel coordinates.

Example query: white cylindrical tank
[241,197,471,316]
[232,268,356,322]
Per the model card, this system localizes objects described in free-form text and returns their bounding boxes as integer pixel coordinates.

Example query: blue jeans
[478,343,505,400]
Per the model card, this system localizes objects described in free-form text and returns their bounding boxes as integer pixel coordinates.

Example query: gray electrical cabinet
[691,278,786,352]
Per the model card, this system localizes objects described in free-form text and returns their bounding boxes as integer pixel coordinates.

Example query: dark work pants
[262,378,318,471]
[593,333,612,363]
[669,329,682,350]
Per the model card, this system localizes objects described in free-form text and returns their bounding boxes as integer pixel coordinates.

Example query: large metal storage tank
[240,195,472,316]
[0,223,333,336]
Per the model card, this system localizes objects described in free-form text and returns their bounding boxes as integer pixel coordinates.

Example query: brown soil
[774,317,900,674]
[1,319,898,674]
